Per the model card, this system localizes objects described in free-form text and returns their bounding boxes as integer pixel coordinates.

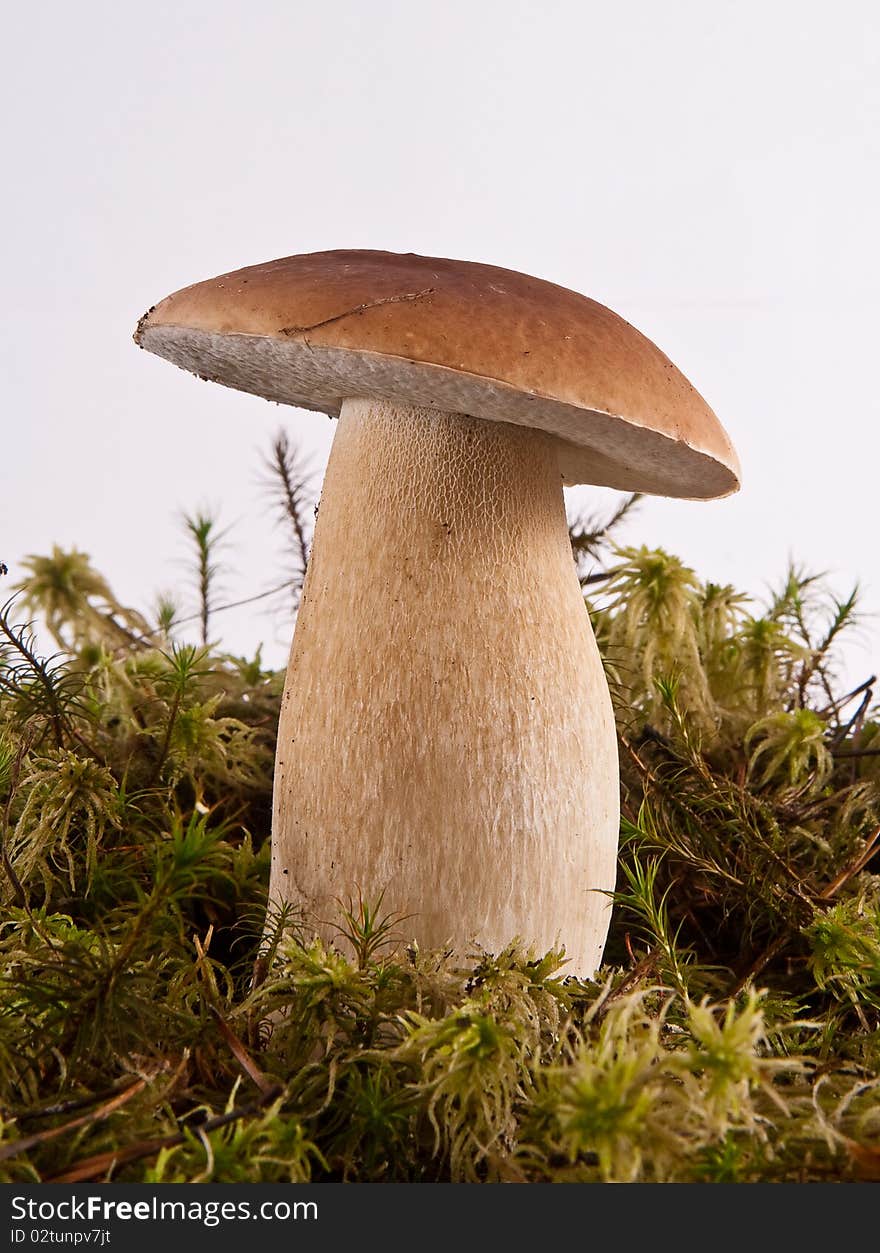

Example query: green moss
[0,477,878,1182]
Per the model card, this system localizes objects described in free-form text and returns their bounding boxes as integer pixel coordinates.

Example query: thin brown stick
[193,930,279,1100]
[820,675,875,720]
[14,1080,142,1125]
[46,1092,280,1183]
[0,1079,146,1163]
[620,734,660,790]
[210,1007,278,1099]
[594,951,660,1018]
[730,933,790,996]
[730,824,880,995]
[817,825,880,901]
[47,1134,175,1183]
[830,686,875,748]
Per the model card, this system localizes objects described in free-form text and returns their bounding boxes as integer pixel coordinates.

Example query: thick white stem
[270,398,619,974]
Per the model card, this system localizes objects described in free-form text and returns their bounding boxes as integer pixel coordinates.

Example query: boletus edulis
[135,249,740,975]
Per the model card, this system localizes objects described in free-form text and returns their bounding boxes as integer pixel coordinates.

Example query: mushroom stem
[270,397,619,974]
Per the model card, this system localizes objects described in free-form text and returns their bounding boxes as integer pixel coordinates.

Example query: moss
[0,468,878,1182]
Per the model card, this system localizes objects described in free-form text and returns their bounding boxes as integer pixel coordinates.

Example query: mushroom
[135,249,739,975]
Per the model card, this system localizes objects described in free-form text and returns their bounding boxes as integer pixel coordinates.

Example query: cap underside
[141,324,739,499]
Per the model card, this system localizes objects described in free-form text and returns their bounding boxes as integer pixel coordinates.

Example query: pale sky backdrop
[2,1,878,684]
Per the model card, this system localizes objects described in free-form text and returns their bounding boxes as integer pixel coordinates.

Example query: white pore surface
[142,324,736,499]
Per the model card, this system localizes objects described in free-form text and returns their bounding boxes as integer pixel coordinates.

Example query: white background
[2,1,878,682]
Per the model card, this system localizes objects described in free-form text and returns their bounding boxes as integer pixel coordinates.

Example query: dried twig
[817,825,880,901]
[0,1079,147,1164]
[730,824,880,995]
[210,1007,280,1100]
[45,1091,280,1183]
[13,1080,143,1126]
[193,930,280,1100]
[594,950,661,1018]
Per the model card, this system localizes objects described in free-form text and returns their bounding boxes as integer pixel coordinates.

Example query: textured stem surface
[270,398,619,973]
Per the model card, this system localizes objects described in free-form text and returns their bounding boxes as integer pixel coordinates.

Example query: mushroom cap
[135,249,740,498]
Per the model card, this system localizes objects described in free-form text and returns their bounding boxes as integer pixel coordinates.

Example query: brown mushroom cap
[135,249,740,498]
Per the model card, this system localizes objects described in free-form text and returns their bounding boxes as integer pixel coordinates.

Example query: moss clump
[0,472,878,1182]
